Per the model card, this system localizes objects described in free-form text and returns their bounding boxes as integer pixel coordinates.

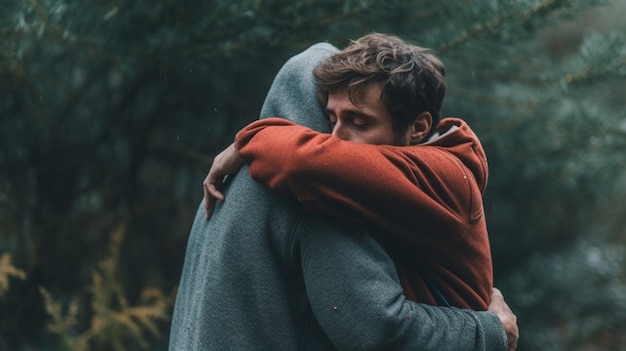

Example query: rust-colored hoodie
[235,117,492,310]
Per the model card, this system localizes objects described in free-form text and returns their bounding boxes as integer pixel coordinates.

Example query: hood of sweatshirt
[424,117,488,193]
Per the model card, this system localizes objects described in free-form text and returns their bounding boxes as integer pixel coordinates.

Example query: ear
[407,111,433,145]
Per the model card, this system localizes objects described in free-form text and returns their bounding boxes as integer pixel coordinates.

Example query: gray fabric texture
[169,42,507,351]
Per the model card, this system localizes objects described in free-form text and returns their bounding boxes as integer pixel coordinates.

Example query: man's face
[326,85,403,145]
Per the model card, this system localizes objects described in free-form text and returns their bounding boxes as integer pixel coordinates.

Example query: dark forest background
[1,0,625,350]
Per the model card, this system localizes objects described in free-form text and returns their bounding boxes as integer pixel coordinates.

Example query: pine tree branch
[439,0,569,53]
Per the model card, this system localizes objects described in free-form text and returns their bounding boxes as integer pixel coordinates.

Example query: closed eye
[350,117,372,130]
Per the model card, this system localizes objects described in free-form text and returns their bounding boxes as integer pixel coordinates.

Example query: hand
[203,143,245,219]
[488,288,519,351]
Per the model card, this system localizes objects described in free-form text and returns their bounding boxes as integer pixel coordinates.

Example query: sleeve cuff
[474,311,508,351]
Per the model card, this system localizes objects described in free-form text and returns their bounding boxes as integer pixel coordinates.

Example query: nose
[331,124,350,141]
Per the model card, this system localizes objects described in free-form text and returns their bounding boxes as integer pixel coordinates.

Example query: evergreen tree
[1,0,624,349]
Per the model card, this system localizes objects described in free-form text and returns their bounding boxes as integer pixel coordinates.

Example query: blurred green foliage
[1,0,625,349]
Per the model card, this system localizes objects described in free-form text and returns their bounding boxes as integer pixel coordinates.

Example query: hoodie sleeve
[298,215,507,351]
[235,117,484,250]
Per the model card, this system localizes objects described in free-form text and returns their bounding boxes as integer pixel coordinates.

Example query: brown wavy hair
[313,33,446,138]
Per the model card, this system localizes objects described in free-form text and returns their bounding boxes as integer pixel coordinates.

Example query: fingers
[491,287,503,302]
[204,185,214,220]
[490,287,519,351]
[203,176,224,220]
[202,142,242,220]
[205,179,225,201]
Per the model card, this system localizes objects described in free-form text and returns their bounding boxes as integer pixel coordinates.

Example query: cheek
[364,129,396,145]
[340,130,369,144]
[357,135,385,145]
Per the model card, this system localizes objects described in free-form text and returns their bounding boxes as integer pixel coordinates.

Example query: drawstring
[425,276,451,307]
